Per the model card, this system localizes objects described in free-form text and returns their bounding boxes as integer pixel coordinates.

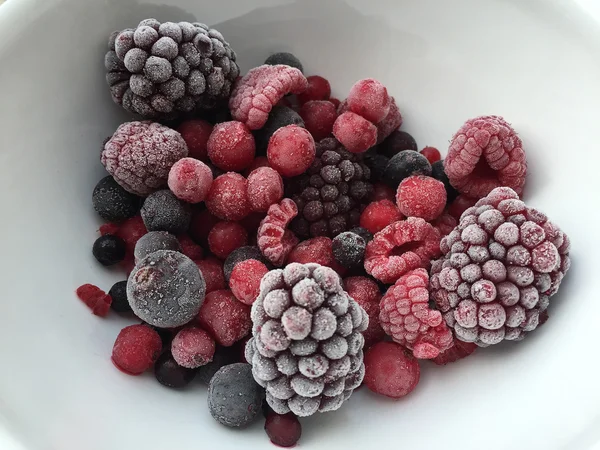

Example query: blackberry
[108,280,131,313]
[382,150,432,189]
[431,160,459,204]
[264,52,304,73]
[92,176,141,222]
[379,130,418,158]
[288,138,373,239]
[106,19,240,120]
[254,106,305,154]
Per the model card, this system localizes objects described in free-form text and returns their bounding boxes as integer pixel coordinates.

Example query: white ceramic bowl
[1,0,599,449]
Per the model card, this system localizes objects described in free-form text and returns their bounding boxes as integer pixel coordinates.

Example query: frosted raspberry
[363,341,420,398]
[229,65,308,130]
[420,146,441,164]
[364,218,441,284]
[344,276,385,348]
[247,167,284,213]
[257,199,299,266]
[177,119,213,161]
[198,289,252,347]
[267,125,316,177]
[333,112,377,154]
[359,199,403,234]
[297,75,331,104]
[101,121,187,196]
[207,121,256,171]
[205,172,251,221]
[167,157,213,203]
[195,258,226,293]
[299,100,337,141]
[396,175,446,221]
[230,259,270,305]
[379,269,453,359]
[432,213,458,237]
[445,116,527,199]
[347,79,391,124]
[375,98,403,144]
[208,221,249,259]
[171,327,216,369]
[432,339,477,365]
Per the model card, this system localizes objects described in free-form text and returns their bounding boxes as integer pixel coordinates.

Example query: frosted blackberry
[288,138,373,239]
[106,19,240,119]
[248,263,368,417]
[254,106,305,154]
[332,232,366,269]
[264,52,304,73]
[92,176,141,222]
[141,190,191,234]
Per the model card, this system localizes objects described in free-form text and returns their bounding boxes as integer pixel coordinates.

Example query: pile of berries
[75,24,572,447]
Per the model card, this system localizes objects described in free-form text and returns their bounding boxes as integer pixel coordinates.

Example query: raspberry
[76,284,112,317]
[432,213,458,237]
[101,121,188,196]
[297,75,331,104]
[380,130,417,158]
[445,116,527,199]
[359,199,402,234]
[208,221,249,259]
[230,259,270,305]
[244,156,270,176]
[383,150,432,189]
[189,208,219,246]
[247,167,284,213]
[396,175,446,221]
[432,339,477,365]
[430,187,571,346]
[267,125,316,177]
[264,52,304,72]
[177,234,204,260]
[375,98,403,144]
[207,121,256,171]
[254,106,305,154]
[111,324,162,375]
[195,258,226,293]
[371,183,396,202]
[198,289,252,346]
[344,276,385,348]
[363,341,420,398]
[167,157,213,203]
[257,199,299,266]
[171,327,216,369]
[264,412,302,448]
[177,119,213,161]
[229,65,308,130]
[332,232,366,269]
[421,146,441,164]
[300,100,337,141]
[205,172,251,221]
[447,194,478,220]
[364,217,441,284]
[379,269,453,359]
[332,112,377,154]
[347,78,391,124]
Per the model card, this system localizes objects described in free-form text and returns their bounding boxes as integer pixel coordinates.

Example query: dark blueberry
[223,246,271,282]
[154,351,197,388]
[108,280,131,313]
[196,345,239,384]
[332,231,366,268]
[431,160,459,204]
[92,176,141,222]
[264,52,304,73]
[92,235,126,266]
[379,130,418,158]
[150,325,174,347]
[254,106,305,154]
[141,190,191,234]
[349,227,373,243]
[363,150,389,183]
[382,150,432,189]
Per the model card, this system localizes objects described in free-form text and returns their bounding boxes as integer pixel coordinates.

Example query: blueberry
[382,150,432,189]
[349,227,373,243]
[154,351,197,388]
[379,130,418,158]
[254,106,305,154]
[92,176,141,222]
[431,160,459,204]
[92,235,126,266]
[332,232,366,268]
[363,149,389,183]
[141,190,191,234]
[196,345,239,384]
[108,280,131,313]
[264,52,304,73]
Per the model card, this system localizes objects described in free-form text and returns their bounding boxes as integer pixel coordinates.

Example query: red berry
[420,146,441,164]
[178,234,204,260]
[299,100,337,141]
[297,75,331,104]
[375,98,403,144]
[206,173,251,221]
[371,183,396,202]
[432,339,478,365]
[115,215,147,264]
[207,121,256,172]
[267,125,316,177]
[168,158,213,204]
[359,199,402,234]
[329,97,341,109]
[396,175,447,221]
[364,341,420,398]
[197,289,251,347]
[75,284,112,317]
[264,412,302,448]
[171,327,216,369]
[177,119,213,161]
[286,237,344,276]
[111,324,162,375]
[195,258,226,293]
[344,277,385,348]
[347,78,391,124]
[189,209,220,246]
[333,112,377,153]
[244,156,270,176]
[229,259,269,305]
[431,213,457,237]
[99,222,119,236]
[247,167,284,213]
[447,194,478,220]
[208,221,249,259]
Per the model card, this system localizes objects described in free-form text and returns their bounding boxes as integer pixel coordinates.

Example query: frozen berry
[196,258,226,293]
[431,160,459,204]
[189,209,219,246]
[375,98,403,144]
[363,341,420,398]
[349,227,373,243]
[167,158,213,203]
[363,151,389,183]
[371,183,396,202]
[257,199,299,266]
[206,173,251,221]
[432,339,477,365]
[247,167,284,213]
[359,199,402,234]
[128,250,206,328]
[154,351,197,388]
[141,190,191,234]
[93,234,127,266]
[198,289,252,346]
[265,52,304,72]
[383,150,432,189]
[196,345,239,384]
[230,259,270,305]
[176,119,213,161]
[177,234,204,260]
[287,237,335,268]
[347,78,391,124]
[333,112,377,154]
[420,146,441,164]
[93,176,141,222]
[244,156,270,176]
[207,121,256,171]
[332,232,366,268]
[76,283,112,317]
[112,324,162,375]
[300,100,337,141]
[254,106,305,154]
[447,194,477,220]
[264,412,302,448]
[297,75,331,104]
[134,231,181,262]
[171,327,216,369]
[267,125,316,177]
[208,363,264,427]
[396,175,446,221]
[379,130,417,158]
[344,276,385,348]
[109,280,131,313]
[224,246,271,281]
[115,215,148,263]
[208,221,249,259]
